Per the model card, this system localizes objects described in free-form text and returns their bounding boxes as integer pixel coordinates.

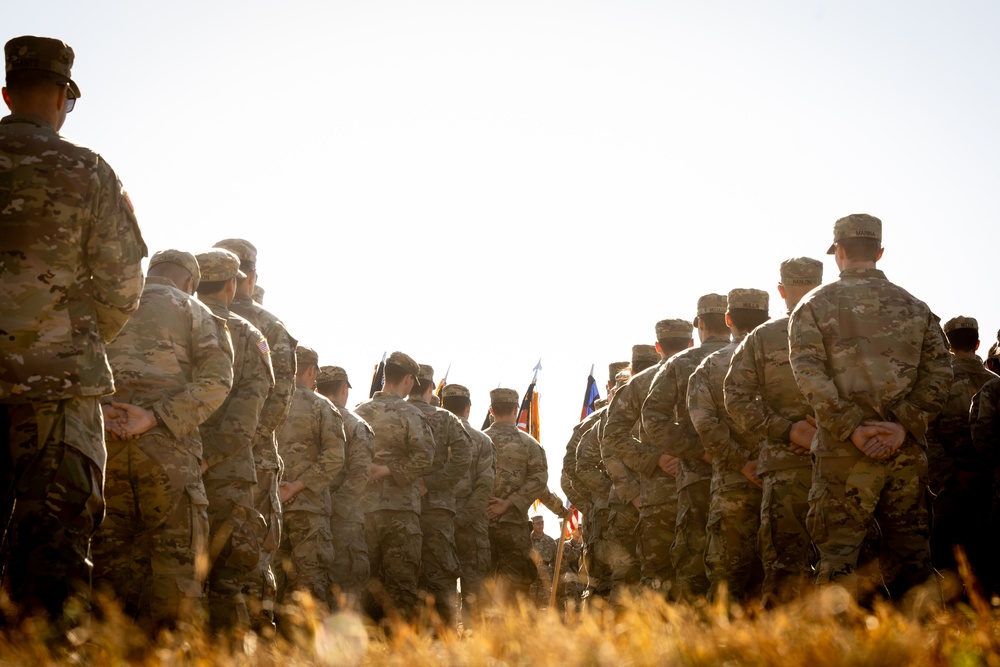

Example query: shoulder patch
[257,337,270,356]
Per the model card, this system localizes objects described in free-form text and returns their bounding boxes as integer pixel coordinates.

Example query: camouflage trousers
[93,431,208,628]
[364,510,422,621]
[418,508,459,623]
[672,478,711,599]
[705,474,763,601]
[455,517,490,625]
[276,510,334,609]
[759,466,814,605]
[930,467,991,574]
[204,479,266,630]
[808,444,931,599]
[244,467,282,631]
[529,559,554,609]
[488,520,536,604]
[638,469,678,595]
[0,399,103,631]
[329,517,369,602]
[603,501,640,598]
[585,505,613,596]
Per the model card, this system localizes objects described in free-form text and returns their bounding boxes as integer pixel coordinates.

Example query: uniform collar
[839,267,886,279]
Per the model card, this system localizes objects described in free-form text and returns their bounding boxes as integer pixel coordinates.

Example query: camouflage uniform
[573,413,615,596]
[529,523,558,607]
[972,376,1000,593]
[275,350,345,610]
[0,37,146,628]
[355,362,435,621]
[196,249,274,630]
[485,394,548,602]
[94,265,233,627]
[408,370,472,624]
[216,238,298,628]
[558,535,586,610]
[788,214,953,598]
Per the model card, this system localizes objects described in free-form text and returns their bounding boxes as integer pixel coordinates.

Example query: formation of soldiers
[3,35,1000,646]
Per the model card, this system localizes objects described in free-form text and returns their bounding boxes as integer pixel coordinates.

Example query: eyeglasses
[63,84,76,113]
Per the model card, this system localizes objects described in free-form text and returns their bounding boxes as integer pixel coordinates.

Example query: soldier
[927,317,997,574]
[601,343,670,597]
[407,364,472,625]
[485,388,548,603]
[93,250,233,629]
[688,288,770,602]
[275,346,345,611]
[354,351,435,622]
[724,259,823,605]
[214,238,297,631]
[528,515,558,608]
[0,35,146,632]
[315,365,373,603]
[788,214,952,600]
[195,249,274,630]
[972,346,1000,594]
[441,383,495,628]
[642,294,731,599]
[559,527,586,611]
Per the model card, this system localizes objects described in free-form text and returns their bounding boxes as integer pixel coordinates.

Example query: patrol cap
[441,383,470,399]
[195,248,246,282]
[631,344,658,367]
[490,387,520,406]
[615,369,631,388]
[5,36,81,98]
[149,249,201,288]
[728,288,769,312]
[417,364,434,383]
[430,395,441,407]
[656,319,694,341]
[385,351,420,378]
[296,345,319,368]
[593,397,609,410]
[608,361,630,384]
[317,365,351,388]
[828,214,882,254]
[530,515,544,523]
[779,257,823,287]
[693,293,727,327]
[213,238,258,270]
[943,316,978,334]
[253,285,265,304]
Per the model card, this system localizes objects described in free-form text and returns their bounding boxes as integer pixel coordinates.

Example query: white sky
[9,1,1000,536]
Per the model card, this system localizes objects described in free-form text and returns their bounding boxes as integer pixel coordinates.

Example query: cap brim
[346,380,352,389]
[692,315,700,327]
[237,269,247,279]
[69,79,81,98]
[826,242,836,255]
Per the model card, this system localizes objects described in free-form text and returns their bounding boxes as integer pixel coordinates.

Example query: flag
[368,351,386,399]
[481,411,493,430]
[580,365,600,421]
[516,381,541,442]
[564,505,580,539]
[435,363,451,397]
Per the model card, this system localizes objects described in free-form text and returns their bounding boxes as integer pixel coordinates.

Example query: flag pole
[549,516,568,611]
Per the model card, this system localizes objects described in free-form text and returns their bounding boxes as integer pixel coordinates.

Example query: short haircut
[838,237,882,262]
[946,328,979,353]
[658,338,690,357]
[384,363,409,384]
[196,279,229,296]
[632,359,657,375]
[442,396,471,415]
[5,69,68,96]
[728,308,769,333]
[491,402,518,418]
[410,379,434,396]
[699,313,729,335]
[316,380,347,398]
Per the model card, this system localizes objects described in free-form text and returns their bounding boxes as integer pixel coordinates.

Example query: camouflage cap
[5,36,81,97]
[490,387,520,405]
[213,238,258,269]
[296,345,319,368]
[631,344,659,367]
[196,248,246,282]
[989,342,1000,362]
[149,249,201,288]
[385,351,419,378]
[317,365,351,388]
[779,257,823,287]
[593,397,609,409]
[943,316,978,334]
[441,383,470,399]
[828,213,882,254]
[608,361,630,384]
[530,515,544,523]
[615,369,631,388]
[728,288,769,312]
[430,395,441,407]
[417,364,434,383]
[693,293,727,326]
[655,318,694,341]
[252,285,265,304]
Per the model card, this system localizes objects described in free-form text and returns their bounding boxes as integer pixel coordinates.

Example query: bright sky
[9,1,1000,537]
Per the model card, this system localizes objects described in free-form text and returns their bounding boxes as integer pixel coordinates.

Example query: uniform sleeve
[507,441,548,517]
[155,306,234,439]
[788,301,866,442]
[885,315,954,440]
[255,324,297,435]
[574,422,611,499]
[560,422,590,512]
[331,420,374,508]
[972,380,1000,460]
[537,487,567,516]
[688,360,743,471]
[87,163,147,343]
[724,333,793,442]
[600,385,643,501]
[300,402,346,495]
[423,415,473,492]
[387,412,435,486]
[457,432,495,526]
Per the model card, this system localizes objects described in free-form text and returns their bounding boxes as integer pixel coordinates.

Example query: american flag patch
[257,339,270,356]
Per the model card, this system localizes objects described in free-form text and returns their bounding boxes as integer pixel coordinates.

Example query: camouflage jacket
[642,335,729,490]
[229,292,297,470]
[688,336,760,485]
[454,418,496,528]
[926,356,996,470]
[409,397,473,513]
[724,316,812,474]
[561,409,604,514]
[277,385,346,514]
[0,112,146,404]
[106,276,233,465]
[330,404,374,523]
[200,295,275,481]
[537,487,567,516]
[531,531,558,571]
[601,362,663,504]
[788,268,953,457]
[355,391,436,513]
[972,377,1000,464]
[485,422,548,525]
[574,414,613,509]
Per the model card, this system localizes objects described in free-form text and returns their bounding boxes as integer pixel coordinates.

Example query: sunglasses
[64,84,77,113]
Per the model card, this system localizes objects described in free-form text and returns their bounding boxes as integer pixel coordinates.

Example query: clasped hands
[102,402,157,440]
[850,420,907,460]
